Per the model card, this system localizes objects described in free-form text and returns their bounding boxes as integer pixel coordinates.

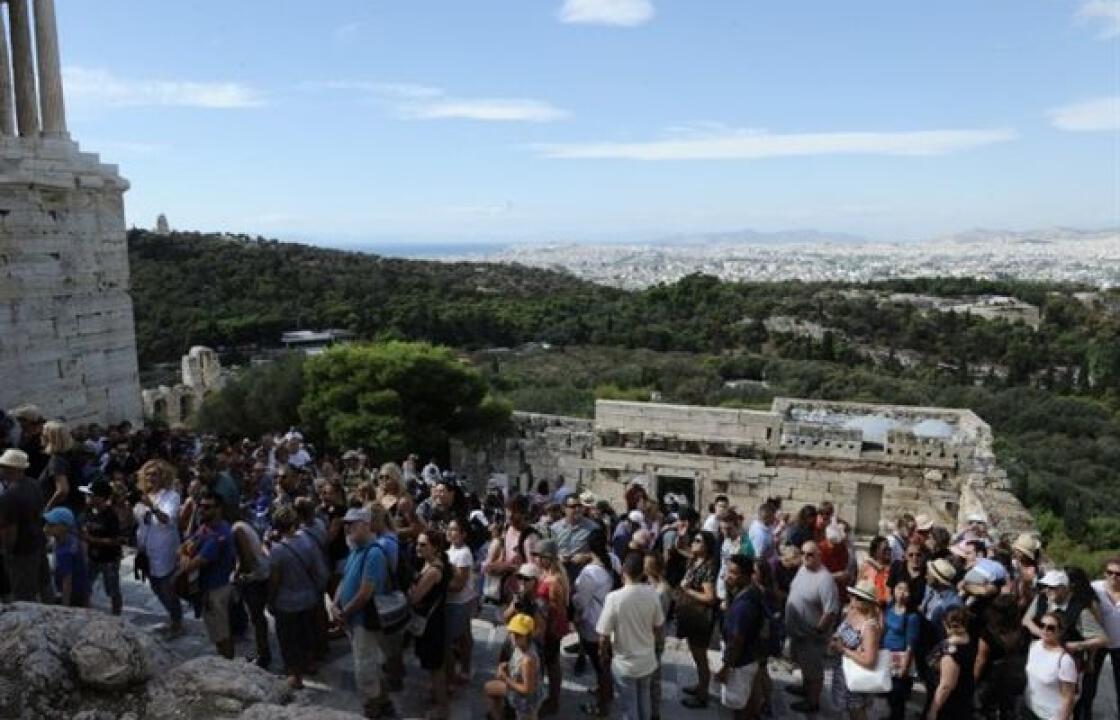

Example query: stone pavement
[100,551,1116,719]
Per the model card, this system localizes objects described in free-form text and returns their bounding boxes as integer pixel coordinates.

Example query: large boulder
[145,656,291,719]
[239,704,366,720]
[0,602,168,719]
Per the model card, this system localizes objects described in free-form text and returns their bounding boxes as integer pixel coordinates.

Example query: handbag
[369,590,410,634]
[483,572,504,604]
[843,649,892,693]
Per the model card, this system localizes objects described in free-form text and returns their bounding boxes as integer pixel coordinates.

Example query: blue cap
[42,507,76,529]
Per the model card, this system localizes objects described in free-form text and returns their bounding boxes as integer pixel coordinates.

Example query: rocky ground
[4,550,1111,719]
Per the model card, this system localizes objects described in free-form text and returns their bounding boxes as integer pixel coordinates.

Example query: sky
[55,0,1120,245]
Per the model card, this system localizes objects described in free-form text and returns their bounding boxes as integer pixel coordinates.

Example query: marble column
[0,8,16,136]
[7,0,38,137]
[33,0,64,136]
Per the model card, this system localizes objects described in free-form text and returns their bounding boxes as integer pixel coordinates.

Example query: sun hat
[507,613,535,637]
[42,507,76,529]
[1012,533,1041,558]
[847,580,879,604]
[342,507,372,525]
[516,563,540,580]
[1039,569,1070,587]
[0,448,30,469]
[532,539,559,560]
[914,513,934,531]
[928,558,957,585]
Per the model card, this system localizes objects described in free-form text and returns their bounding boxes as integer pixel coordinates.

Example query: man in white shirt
[747,500,777,565]
[596,551,664,720]
[702,495,730,534]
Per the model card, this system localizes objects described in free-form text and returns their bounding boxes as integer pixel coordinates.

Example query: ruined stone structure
[142,346,225,425]
[0,0,142,425]
[455,398,1033,537]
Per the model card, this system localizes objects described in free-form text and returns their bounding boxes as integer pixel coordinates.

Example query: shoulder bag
[843,649,893,693]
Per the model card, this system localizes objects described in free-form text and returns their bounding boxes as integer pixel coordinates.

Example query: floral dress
[676,559,717,645]
[507,644,544,718]
[831,617,879,710]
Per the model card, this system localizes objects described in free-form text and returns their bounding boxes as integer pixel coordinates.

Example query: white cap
[627,510,645,524]
[516,563,540,579]
[1039,570,1070,587]
[966,512,987,524]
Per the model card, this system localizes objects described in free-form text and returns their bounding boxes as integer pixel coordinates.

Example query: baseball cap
[516,563,540,580]
[627,509,645,524]
[966,512,987,524]
[507,613,535,637]
[1039,570,1070,588]
[342,507,372,525]
[43,507,76,529]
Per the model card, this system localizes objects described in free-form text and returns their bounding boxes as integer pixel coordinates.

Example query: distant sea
[339,242,508,259]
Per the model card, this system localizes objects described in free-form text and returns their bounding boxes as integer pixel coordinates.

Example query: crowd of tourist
[0,402,1118,720]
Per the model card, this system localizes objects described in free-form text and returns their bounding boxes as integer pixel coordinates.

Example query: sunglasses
[803,551,819,557]
[1041,623,1060,632]
[1105,570,1120,577]
[516,575,534,581]
[907,552,923,558]
[565,504,579,509]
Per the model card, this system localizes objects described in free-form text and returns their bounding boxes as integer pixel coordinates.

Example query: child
[82,479,123,614]
[43,507,90,607]
[484,613,543,720]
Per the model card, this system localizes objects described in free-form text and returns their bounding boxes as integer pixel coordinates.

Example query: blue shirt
[339,538,389,626]
[722,587,763,668]
[195,521,234,591]
[921,586,962,641]
[882,605,920,652]
[375,532,400,575]
[53,533,90,605]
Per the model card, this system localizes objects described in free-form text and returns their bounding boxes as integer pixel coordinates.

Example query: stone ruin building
[0,0,142,424]
[141,346,225,425]
[453,397,1035,537]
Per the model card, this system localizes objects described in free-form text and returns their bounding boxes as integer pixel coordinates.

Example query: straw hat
[847,580,879,605]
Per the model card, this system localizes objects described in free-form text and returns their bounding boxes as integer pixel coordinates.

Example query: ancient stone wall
[0,137,142,425]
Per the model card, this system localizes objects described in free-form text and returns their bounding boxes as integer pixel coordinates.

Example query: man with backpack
[330,508,396,720]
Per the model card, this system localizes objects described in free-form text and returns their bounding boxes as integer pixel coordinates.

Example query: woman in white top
[574,531,615,718]
[1089,557,1120,719]
[446,518,478,685]
[1025,611,1080,720]
[135,460,183,637]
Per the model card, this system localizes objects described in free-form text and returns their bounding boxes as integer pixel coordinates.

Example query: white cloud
[536,127,1018,160]
[1049,96,1120,131]
[558,0,655,27]
[64,66,264,109]
[1076,0,1120,39]
[323,81,569,122]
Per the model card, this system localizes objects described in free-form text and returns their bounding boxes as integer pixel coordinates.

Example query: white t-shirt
[1025,641,1080,719]
[574,563,614,641]
[140,489,181,577]
[596,583,664,679]
[1092,579,1120,649]
[447,544,476,605]
[702,514,719,534]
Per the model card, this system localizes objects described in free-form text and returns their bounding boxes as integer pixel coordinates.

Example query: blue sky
[57,0,1120,244]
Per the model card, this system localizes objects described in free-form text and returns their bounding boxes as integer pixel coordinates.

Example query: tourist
[268,505,326,688]
[135,459,183,637]
[882,578,920,720]
[657,506,698,590]
[446,517,478,686]
[318,478,350,590]
[409,529,452,719]
[231,510,272,669]
[859,535,891,605]
[716,509,754,609]
[485,613,543,720]
[43,506,89,607]
[702,495,730,533]
[12,405,48,478]
[367,504,406,691]
[643,552,671,720]
[612,509,643,560]
[39,420,85,516]
[0,448,50,601]
[830,579,884,720]
[677,530,719,710]
[1025,611,1080,720]
[196,454,239,523]
[1011,533,1042,614]
[917,557,962,695]
[596,550,664,720]
[482,520,507,605]
[503,562,548,645]
[888,514,916,564]
[1089,557,1120,720]
[1023,569,1108,659]
[378,463,420,542]
[180,489,237,658]
[574,531,615,718]
[975,594,1028,720]
[82,479,123,615]
[341,449,373,495]
[785,505,818,548]
[820,522,852,598]
[530,538,569,716]
[786,540,840,714]
[493,495,541,601]
[293,495,332,662]
[747,500,777,566]
[417,478,458,534]
[331,506,395,719]
[887,541,927,613]
[716,554,763,720]
[773,542,801,606]
[925,607,975,720]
